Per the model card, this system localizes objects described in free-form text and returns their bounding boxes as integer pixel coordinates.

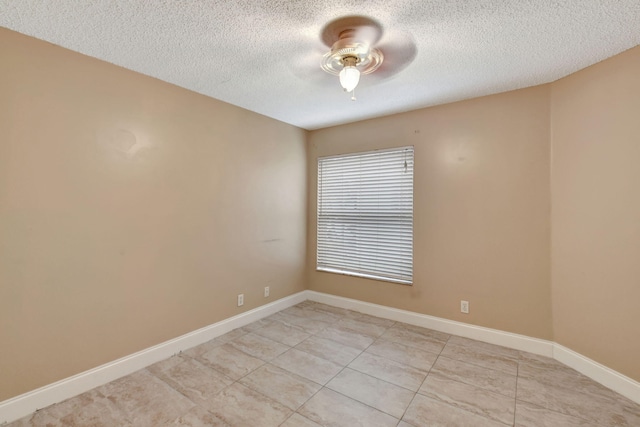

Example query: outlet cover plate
[461,300,469,314]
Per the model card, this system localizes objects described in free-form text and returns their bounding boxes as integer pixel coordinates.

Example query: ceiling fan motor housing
[321,29,383,75]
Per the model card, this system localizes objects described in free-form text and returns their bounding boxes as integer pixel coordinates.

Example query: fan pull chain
[350,88,356,101]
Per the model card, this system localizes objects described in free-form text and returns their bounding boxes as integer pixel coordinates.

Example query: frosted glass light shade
[339,66,360,92]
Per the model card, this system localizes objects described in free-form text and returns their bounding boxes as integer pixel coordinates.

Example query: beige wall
[307,86,553,340]
[0,28,307,401]
[2,24,639,403]
[551,46,640,381]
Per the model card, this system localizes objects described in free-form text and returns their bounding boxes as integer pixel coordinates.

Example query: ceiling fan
[318,16,416,100]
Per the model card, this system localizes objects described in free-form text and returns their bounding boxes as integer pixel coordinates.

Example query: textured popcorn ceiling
[1,1,639,130]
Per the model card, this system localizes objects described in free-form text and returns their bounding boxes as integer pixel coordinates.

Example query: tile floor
[8,301,640,426]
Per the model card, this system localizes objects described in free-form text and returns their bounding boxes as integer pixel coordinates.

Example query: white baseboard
[306,290,640,405]
[3,289,638,424]
[554,344,640,404]
[306,291,554,356]
[0,291,307,425]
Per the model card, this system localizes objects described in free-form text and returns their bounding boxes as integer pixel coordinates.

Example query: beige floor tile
[519,351,581,379]
[239,364,321,410]
[515,400,597,426]
[267,311,332,334]
[253,320,311,346]
[518,353,621,402]
[380,326,447,354]
[197,342,265,380]
[281,305,340,323]
[241,318,274,332]
[419,373,514,425]
[520,362,581,383]
[213,327,251,343]
[518,350,560,366]
[316,325,375,350]
[298,388,398,427]
[271,348,343,385]
[98,369,195,426]
[304,303,354,318]
[622,400,640,420]
[147,355,233,406]
[295,335,362,366]
[181,328,248,359]
[403,393,507,427]
[181,340,223,360]
[13,389,132,427]
[448,335,520,359]
[335,316,389,338]
[280,413,323,427]
[349,352,428,391]
[366,339,438,371]
[394,322,451,342]
[440,336,519,375]
[326,368,414,418]
[8,302,640,427]
[57,389,130,422]
[227,332,290,361]
[204,383,292,427]
[169,405,230,426]
[350,312,397,329]
[517,375,640,426]
[295,300,319,309]
[6,411,60,427]
[430,355,517,397]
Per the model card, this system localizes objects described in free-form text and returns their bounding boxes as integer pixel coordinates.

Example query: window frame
[316,146,414,285]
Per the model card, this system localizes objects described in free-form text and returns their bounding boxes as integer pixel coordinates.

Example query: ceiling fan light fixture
[320,28,383,99]
[339,66,360,92]
[339,56,360,92]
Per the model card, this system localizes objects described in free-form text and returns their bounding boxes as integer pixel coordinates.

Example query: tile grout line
[331,318,427,424]
[178,349,281,422]
[397,331,450,423]
[278,304,374,425]
[283,304,373,426]
[178,326,302,424]
[317,321,404,423]
[305,312,455,425]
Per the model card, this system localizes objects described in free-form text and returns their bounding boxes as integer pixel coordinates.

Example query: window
[317,146,414,285]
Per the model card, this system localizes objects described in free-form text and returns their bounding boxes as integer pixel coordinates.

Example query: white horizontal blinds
[317,146,414,285]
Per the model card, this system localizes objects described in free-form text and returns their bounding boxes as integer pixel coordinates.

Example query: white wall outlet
[264,286,270,298]
[237,294,244,307]
[461,300,469,314]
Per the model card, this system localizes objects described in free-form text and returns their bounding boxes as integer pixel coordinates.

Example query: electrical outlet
[461,300,469,314]
[264,286,270,298]
[237,294,244,307]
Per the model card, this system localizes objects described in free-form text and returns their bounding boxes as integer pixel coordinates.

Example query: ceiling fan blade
[290,48,332,82]
[370,33,417,80]
[352,24,382,47]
